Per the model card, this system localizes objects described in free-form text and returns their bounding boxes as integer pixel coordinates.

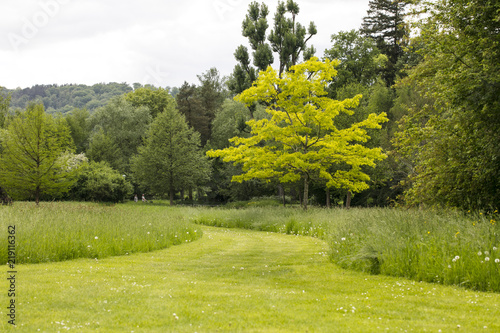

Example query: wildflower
[341,237,346,241]
[95,236,98,240]
[455,232,460,238]
[485,257,490,262]
[494,247,498,251]
[478,251,482,256]
[485,251,490,256]
[495,259,499,263]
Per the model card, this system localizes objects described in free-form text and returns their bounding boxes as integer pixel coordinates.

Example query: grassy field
[0,202,201,264]
[2,225,500,332]
[193,206,500,292]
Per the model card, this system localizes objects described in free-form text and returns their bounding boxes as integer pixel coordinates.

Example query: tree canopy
[208,58,388,209]
[394,0,500,210]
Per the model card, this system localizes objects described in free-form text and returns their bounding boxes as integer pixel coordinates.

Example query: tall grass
[192,206,500,292]
[192,206,327,238]
[327,208,500,292]
[0,202,202,264]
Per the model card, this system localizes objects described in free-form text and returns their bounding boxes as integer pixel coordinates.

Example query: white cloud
[0,0,370,89]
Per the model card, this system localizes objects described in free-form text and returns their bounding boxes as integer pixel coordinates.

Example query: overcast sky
[0,0,370,90]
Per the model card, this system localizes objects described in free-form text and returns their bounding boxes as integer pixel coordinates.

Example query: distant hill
[6,83,133,114]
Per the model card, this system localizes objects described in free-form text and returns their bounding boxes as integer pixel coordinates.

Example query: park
[0,0,499,331]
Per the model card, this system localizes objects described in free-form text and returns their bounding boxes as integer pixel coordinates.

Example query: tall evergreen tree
[176,82,211,146]
[228,1,317,98]
[197,68,226,141]
[361,0,409,86]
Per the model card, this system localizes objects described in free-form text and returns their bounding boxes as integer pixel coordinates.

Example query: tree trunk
[326,187,331,209]
[303,175,309,210]
[346,190,352,209]
[35,185,40,206]
[180,189,185,201]
[278,184,286,207]
[188,188,193,201]
[169,188,174,206]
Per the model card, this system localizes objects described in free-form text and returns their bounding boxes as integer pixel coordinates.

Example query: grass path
[3,226,500,332]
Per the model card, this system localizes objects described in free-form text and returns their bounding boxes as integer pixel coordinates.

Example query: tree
[361,0,410,86]
[207,58,388,209]
[325,30,386,98]
[0,87,11,129]
[88,96,151,173]
[176,82,211,145]
[0,103,76,204]
[65,108,91,153]
[197,68,226,141]
[228,0,317,98]
[125,86,174,119]
[393,0,500,210]
[131,103,210,205]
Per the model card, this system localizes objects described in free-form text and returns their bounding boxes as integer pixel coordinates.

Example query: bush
[70,161,133,202]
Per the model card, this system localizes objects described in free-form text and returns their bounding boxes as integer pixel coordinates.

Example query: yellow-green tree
[207,58,388,209]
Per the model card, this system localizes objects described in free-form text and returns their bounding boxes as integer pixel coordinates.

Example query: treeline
[0,0,498,211]
[6,82,180,114]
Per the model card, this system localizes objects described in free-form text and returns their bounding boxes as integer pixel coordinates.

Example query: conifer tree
[0,103,76,204]
[228,1,317,99]
[361,0,409,86]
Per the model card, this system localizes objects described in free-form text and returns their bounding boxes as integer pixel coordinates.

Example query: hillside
[6,83,134,114]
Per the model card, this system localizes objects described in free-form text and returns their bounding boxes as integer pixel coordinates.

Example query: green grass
[2,226,500,332]
[0,202,201,263]
[192,206,500,292]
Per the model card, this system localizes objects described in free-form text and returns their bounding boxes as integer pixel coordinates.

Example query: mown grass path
[3,226,500,332]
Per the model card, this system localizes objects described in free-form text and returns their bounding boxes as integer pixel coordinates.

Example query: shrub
[70,161,133,202]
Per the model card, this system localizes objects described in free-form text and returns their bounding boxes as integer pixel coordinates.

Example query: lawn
[2,217,500,332]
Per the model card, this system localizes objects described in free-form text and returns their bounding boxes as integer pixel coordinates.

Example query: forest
[0,0,498,211]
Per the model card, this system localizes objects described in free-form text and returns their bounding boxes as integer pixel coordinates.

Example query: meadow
[191,203,500,293]
[0,202,201,264]
[1,201,499,331]
[2,225,500,332]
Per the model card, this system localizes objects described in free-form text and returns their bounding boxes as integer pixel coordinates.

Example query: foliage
[70,161,133,203]
[125,86,175,119]
[65,108,91,153]
[131,104,210,205]
[394,0,500,210]
[325,30,386,98]
[88,96,151,173]
[7,83,133,114]
[0,86,11,128]
[0,202,201,264]
[208,99,252,150]
[0,103,76,204]
[361,0,410,85]
[228,0,317,97]
[208,58,388,209]
[176,82,211,145]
